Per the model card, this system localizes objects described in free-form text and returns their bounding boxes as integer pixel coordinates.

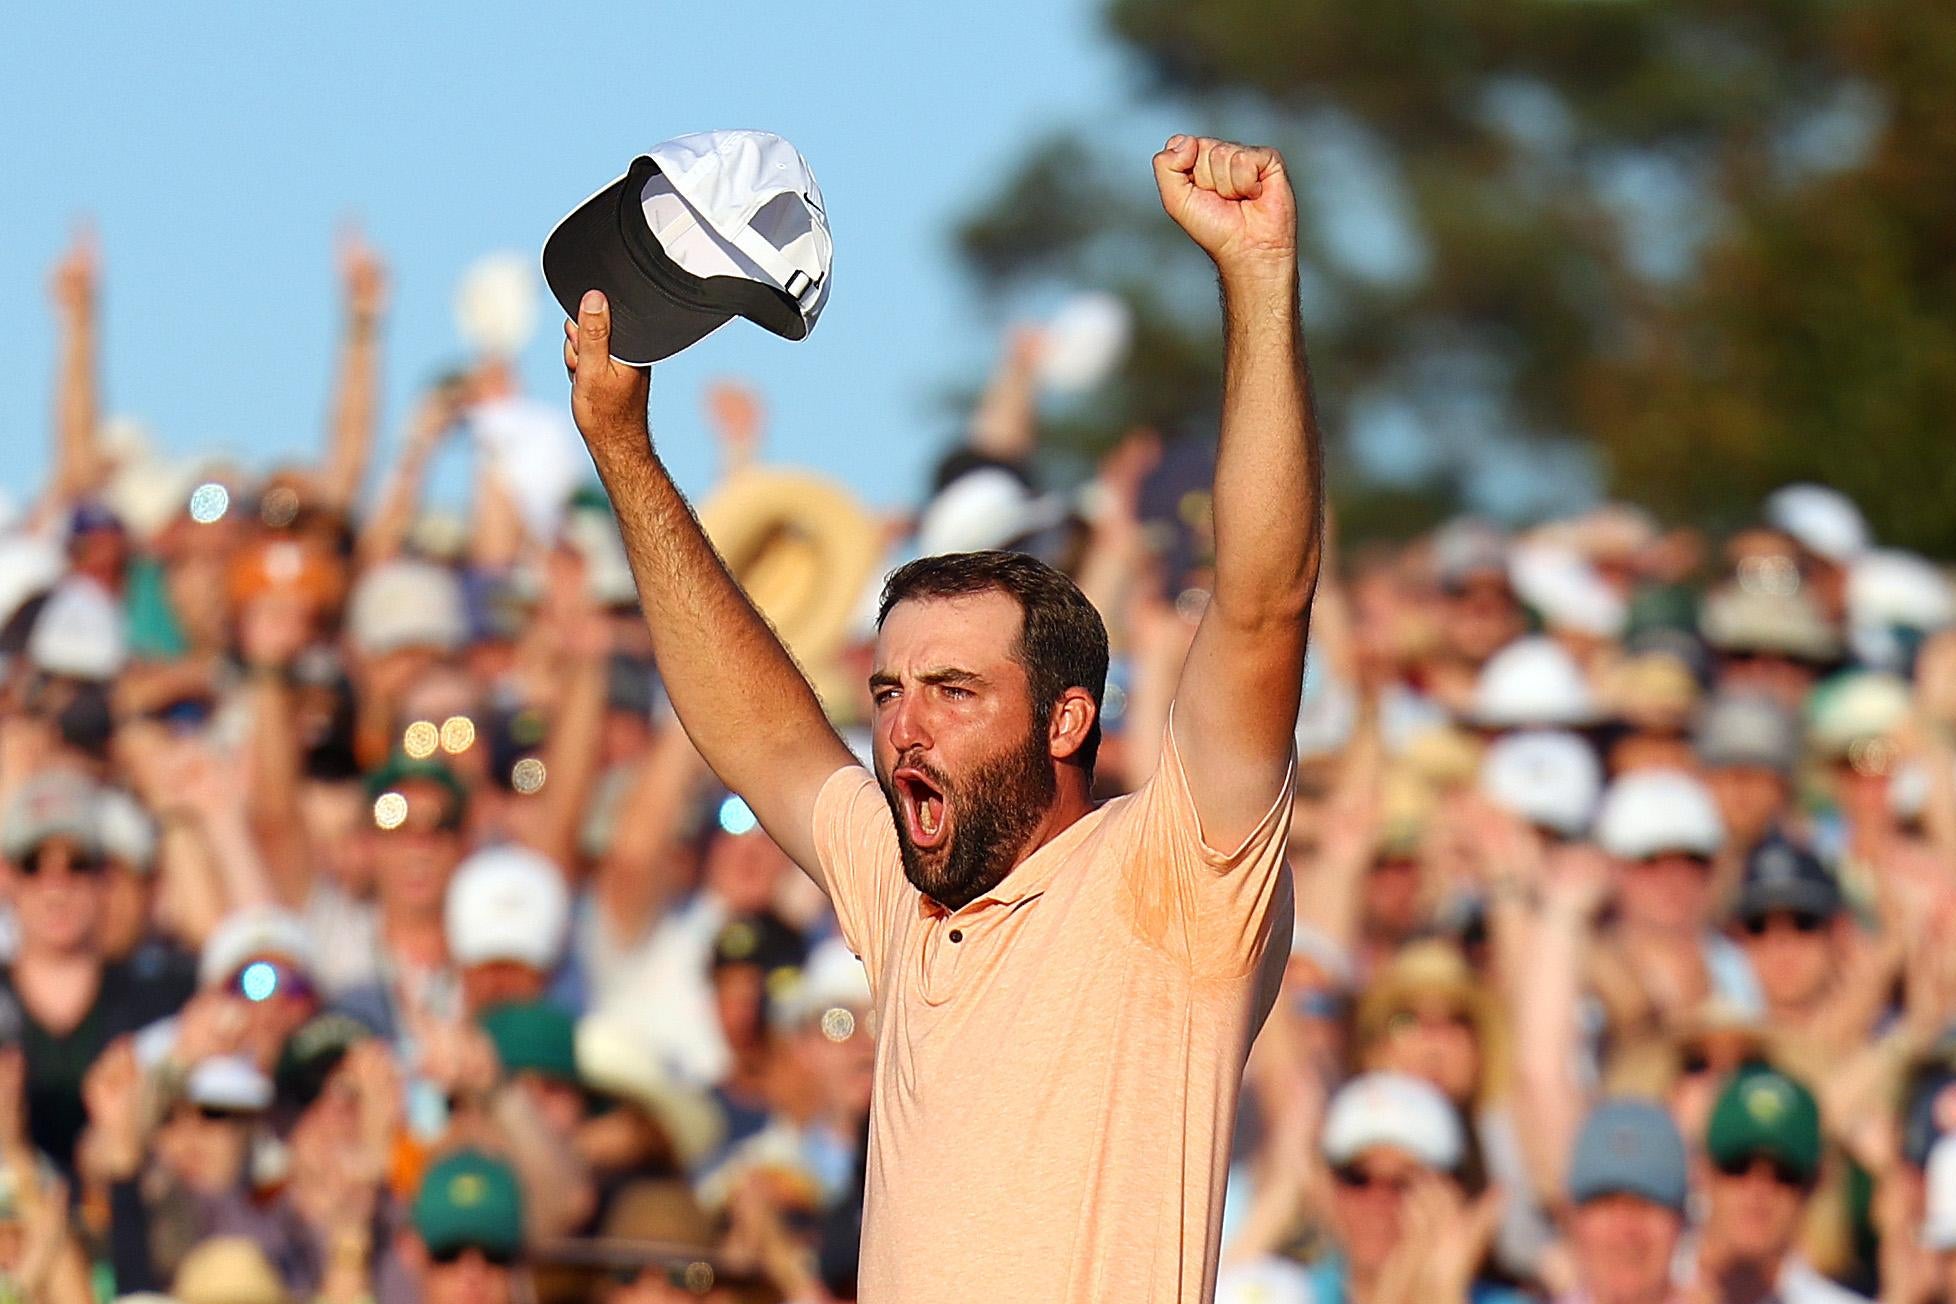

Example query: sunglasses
[429,1245,518,1268]
[20,850,107,878]
[1712,1155,1808,1188]
[1331,1164,1416,1194]
[194,1105,257,1123]
[229,960,315,1004]
[1740,912,1826,937]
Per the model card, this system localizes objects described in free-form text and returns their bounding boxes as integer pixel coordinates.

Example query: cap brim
[543,172,734,367]
[1736,883,1841,922]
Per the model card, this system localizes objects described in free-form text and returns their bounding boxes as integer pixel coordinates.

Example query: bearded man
[564,135,1320,1304]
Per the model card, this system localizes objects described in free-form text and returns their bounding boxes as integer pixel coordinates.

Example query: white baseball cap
[1595,769,1725,860]
[185,1055,274,1114]
[444,844,571,972]
[1480,730,1601,837]
[1469,636,1599,729]
[28,579,127,681]
[199,907,317,990]
[1848,550,1954,632]
[1322,1071,1464,1171]
[345,559,466,657]
[544,130,832,365]
[1765,484,1868,562]
[915,468,1069,557]
[1509,544,1626,639]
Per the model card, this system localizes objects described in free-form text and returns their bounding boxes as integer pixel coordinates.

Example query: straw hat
[697,468,884,716]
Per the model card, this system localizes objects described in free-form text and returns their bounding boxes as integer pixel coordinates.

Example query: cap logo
[1745,1079,1791,1124]
[450,1173,487,1207]
[1758,847,1797,882]
[1606,1127,1640,1160]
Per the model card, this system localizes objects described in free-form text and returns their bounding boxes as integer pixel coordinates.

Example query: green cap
[1706,1064,1821,1182]
[479,1001,579,1083]
[364,754,468,817]
[412,1150,524,1258]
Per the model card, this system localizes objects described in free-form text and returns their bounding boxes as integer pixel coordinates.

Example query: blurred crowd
[2,228,1955,1304]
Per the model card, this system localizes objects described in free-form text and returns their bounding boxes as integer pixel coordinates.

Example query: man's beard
[879,723,1057,911]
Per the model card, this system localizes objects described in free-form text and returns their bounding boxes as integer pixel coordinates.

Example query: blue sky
[0,1,1151,513]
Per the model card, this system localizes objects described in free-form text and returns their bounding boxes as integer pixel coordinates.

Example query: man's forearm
[585,436,850,861]
[1211,269,1322,628]
[321,312,380,509]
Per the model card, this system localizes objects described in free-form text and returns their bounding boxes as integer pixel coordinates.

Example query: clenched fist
[564,290,652,451]
[1152,136,1297,280]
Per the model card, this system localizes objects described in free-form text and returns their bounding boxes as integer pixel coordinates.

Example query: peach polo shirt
[811,724,1295,1303]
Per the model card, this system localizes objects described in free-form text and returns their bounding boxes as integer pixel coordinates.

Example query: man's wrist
[1217,256,1298,300]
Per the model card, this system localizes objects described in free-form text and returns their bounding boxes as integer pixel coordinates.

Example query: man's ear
[1048,688,1099,762]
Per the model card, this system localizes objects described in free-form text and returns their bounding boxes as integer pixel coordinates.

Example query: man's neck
[1017,782,1097,864]
[13,947,105,1034]
[380,910,447,971]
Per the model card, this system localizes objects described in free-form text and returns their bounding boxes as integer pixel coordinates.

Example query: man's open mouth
[893,766,950,850]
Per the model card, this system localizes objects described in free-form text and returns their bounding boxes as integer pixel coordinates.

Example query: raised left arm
[1154,136,1322,847]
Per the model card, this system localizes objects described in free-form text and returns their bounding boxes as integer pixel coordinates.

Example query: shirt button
[948,929,963,943]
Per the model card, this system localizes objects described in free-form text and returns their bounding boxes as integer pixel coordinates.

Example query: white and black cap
[543,130,832,365]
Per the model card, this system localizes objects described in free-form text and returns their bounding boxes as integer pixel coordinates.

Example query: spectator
[1558,1100,1690,1304]
[402,1150,526,1304]
[1690,1065,1868,1304]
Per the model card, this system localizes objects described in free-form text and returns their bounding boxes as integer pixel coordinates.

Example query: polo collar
[917,801,1108,918]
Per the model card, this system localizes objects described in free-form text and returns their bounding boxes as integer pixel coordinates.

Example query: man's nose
[887,695,930,754]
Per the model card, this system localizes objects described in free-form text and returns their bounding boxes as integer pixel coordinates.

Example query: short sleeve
[810,765,906,993]
[1113,720,1295,977]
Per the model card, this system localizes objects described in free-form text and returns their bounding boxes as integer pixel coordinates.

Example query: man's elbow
[1211,574,1319,634]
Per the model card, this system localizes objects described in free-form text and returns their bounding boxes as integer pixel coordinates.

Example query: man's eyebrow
[865,668,985,689]
[918,668,983,686]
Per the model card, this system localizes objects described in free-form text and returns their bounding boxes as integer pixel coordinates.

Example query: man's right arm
[564,291,857,879]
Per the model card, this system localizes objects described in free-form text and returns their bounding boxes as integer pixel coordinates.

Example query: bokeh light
[403,720,439,759]
[440,715,476,754]
[239,960,279,1002]
[373,791,407,829]
[821,1007,858,1043]
[718,794,758,836]
[188,482,230,524]
[512,758,546,794]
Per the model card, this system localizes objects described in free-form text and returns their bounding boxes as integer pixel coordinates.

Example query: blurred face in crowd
[1327,1145,1435,1275]
[1362,855,1425,946]
[1567,1193,1684,1304]
[1667,1032,1757,1147]
[713,963,770,1062]
[162,515,243,654]
[367,779,466,919]
[798,1002,876,1121]
[703,830,789,915]
[1438,570,1522,666]
[1715,651,1819,713]
[97,860,153,959]
[156,1103,252,1195]
[1367,996,1480,1105]
[461,960,550,1017]
[223,955,321,1062]
[1738,911,1837,1014]
[872,592,1064,911]
[418,1245,515,1304]
[1705,764,1790,851]
[6,837,105,957]
[1704,1154,1809,1266]
[1616,851,1712,933]
[1829,747,1897,834]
